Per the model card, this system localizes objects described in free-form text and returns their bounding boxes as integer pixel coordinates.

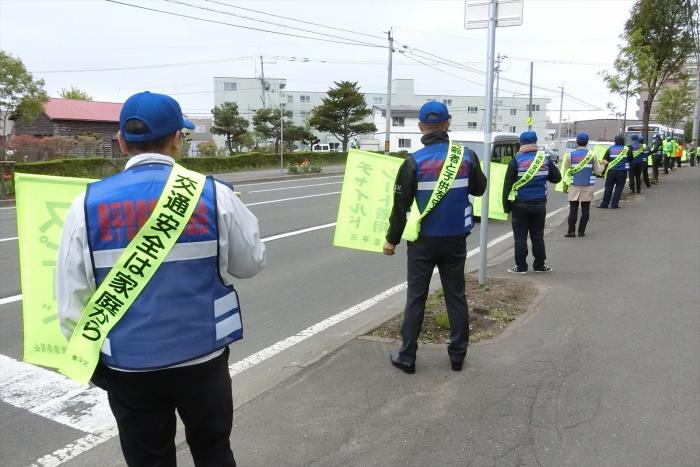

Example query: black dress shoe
[390,352,415,374]
[451,361,464,372]
[564,232,576,238]
[577,232,586,237]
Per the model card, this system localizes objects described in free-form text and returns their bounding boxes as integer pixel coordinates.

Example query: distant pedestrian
[649,134,663,183]
[663,136,674,174]
[384,101,486,374]
[598,134,630,209]
[628,135,646,194]
[502,131,561,274]
[639,137,652,188]
[561,132,603,237]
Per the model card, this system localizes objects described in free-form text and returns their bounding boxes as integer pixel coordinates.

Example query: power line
[104,0,385,49]
[163,0,384,49]
[32,56,254,73]
[202,0,386,41]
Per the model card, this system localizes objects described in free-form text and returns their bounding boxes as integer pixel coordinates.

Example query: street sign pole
[478,0,497,285]
[465,0,523,285]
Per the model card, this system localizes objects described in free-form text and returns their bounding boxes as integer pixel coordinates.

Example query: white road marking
[0,294,22,305]
[18,202,568,465]
[0,206,16,210]
[0,236,18,242]
[262,223,336,243]
[245,181,341,193]
[246,191,340,206]
[235,175,343,187]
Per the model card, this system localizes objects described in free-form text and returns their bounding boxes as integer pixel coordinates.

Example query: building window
[280,83,286,90]
[443,99,453,105]
[510,109,517,116]
[467,121,477,129]
[467,106,478,114]
[392,116,405,127]
[398,138,411,148]
[300,95,311,103]
[373,96,383,105]
[510,126,517,133]
[224,82,237,91]
[299,111,309,119]
[329,142,340,150]
[526,104,541,112]
[287,95,293,104]
[497,116,503,121]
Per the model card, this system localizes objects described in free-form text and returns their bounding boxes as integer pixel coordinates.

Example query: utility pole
[260,55,267,108]
[622,75,630,136]
[280,94,285,175]
[478,0,497,285]
[528,61,534,130]
[494,54,505,132]
[385,28,394,155]
[557,84,564,153]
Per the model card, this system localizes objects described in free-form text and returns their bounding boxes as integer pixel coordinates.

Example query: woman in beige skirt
[560,133,607,237]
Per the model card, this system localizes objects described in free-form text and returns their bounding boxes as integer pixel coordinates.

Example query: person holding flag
[560,133,604,238]
[56,91,266,467]
[502,131,561,274]
[383,101,486,374]
[598,135,631,209]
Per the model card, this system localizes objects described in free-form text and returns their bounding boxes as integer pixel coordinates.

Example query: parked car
[538,143,559,164]
[448,131,520,165]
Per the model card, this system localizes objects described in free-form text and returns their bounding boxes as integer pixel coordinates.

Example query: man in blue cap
[56,91,266,466]
[599,134,632,208]
[383,101,486,373]
[628,134,646,194]
[560,132,603,237]
[502,131,561,274]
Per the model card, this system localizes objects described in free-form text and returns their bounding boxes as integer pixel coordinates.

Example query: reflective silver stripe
[101,338,112,356]
[517,170,549,176]
[214,291,239,318]
[216,313,242,340]
[417,178,469,191]
[464,205,472,227]
[93,240,218,269]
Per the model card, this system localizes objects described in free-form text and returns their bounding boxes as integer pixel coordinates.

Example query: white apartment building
[214,77,550,152]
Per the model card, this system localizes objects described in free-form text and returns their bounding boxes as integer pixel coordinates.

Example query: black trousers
[664,156,674,173]
[676,157,682,167]
[691,154,696,167]
[105,348,236,467]
[567,200,590,235]
[642,162,651,187]
[399,235,468,365]
[511,202,547,270]
[628,163,643,193]
[652,156,661,180]
[600,171,626,208]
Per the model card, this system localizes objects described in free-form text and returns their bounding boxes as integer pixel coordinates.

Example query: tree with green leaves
[282,124,318,151]
[655,78,695,135]
[601,0,695,141]
[59,86,92,101]
[308,81,376,152]
[0,51,48,157]
[211,103,250,154]
[253,107,293,152]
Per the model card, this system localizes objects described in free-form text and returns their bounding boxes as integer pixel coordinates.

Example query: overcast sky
[0,0,637,124]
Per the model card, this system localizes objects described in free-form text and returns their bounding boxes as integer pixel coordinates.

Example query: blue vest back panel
[570,149,596,186]
[84,163,243,370]
[514,152,549,201]
[630,143,645,164]
[609,145,629,171]
[413,142,473,237]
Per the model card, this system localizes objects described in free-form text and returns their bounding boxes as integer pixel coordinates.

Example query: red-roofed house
[13,98,123,158]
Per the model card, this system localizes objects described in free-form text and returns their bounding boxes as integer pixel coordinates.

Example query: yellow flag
[15,173,94,369]
[333,150,403,253]
[472,162,508,220]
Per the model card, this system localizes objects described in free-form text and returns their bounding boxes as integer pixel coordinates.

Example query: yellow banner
[15,173,93,369]
[592,144,609,161]
[333,150,403,253]
[472,162,508,220]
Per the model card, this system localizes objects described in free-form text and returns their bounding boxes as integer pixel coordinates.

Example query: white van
[311,143,330,152]
[447,131,520,165]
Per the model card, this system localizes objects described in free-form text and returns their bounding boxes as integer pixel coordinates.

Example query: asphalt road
[0,168,584,466]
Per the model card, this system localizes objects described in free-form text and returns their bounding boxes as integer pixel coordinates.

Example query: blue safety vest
[630,143,646,164]
[84,162,242,370]
[608,145,629,172]
[413,142,473,237]
[513,151,550,201]
[570,149,596,186]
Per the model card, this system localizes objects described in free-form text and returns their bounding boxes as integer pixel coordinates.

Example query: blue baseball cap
[419,101,451,123]
[519,131,537,144]
[631,134,639,142]
[120,91,195,142]
[576,132,589,145]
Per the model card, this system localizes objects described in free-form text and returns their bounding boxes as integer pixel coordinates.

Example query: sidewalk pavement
[182,167,700,466]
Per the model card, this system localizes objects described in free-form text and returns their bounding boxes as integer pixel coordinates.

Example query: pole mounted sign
[464,0,523,30]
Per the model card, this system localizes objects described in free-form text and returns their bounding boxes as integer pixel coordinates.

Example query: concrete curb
[222,169,345,185]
